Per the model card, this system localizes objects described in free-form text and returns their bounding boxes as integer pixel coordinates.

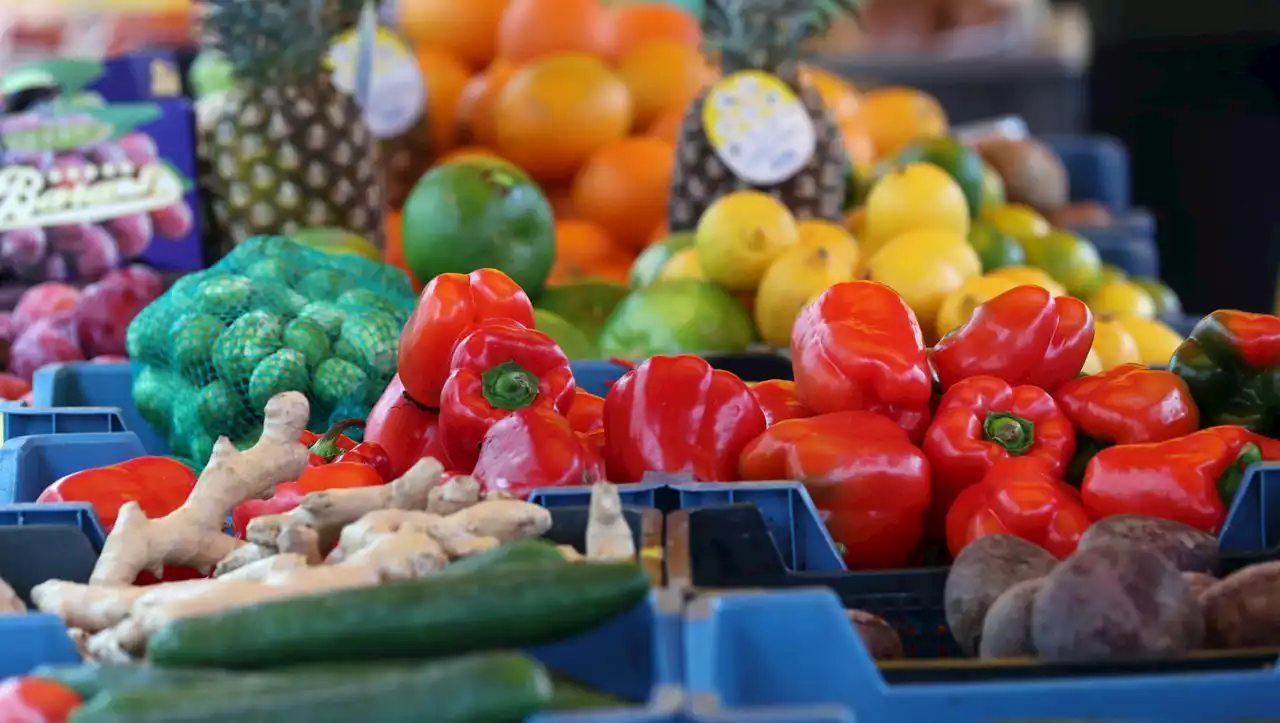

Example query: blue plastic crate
[1071,211,1160,279]
[572,359,634,397]
[1046,134,1131,212]
[33,362,170,455]
[1219,462,1280,551]
[0,615,81,679]
[684,588,1280,723]
[0,502,107,551]
[0,406,128,443]
[0,432,147,503]
[530,478,844,574]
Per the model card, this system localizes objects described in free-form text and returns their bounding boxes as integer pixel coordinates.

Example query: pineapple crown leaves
[703,0,861,75]
[201,0,368,82]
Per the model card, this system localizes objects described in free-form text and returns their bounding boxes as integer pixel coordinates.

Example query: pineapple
[200,0,385,251]
[667,0,859,231]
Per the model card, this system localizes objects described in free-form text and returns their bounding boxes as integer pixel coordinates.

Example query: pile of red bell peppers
[32,269,1280,577]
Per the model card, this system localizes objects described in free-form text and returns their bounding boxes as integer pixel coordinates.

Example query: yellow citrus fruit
[1089,280,1157,319]
[1092,318,1142,370]
[755,234,858,347]
[983,203,1051,241]
[658,247,705,281]
[797,219,860,266]
[1099,263,1128,285]
[987,266,1067,297]
[695,191,800,290]
[1115,316,1183,366]
[934,275,1020,340]
[1081,348,1104,375]
[1021,228,1104,299]
[863,163,970,259]
[868,228,981,335]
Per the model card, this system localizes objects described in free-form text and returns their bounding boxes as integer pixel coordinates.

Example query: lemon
[1081,348,1104,375]
[983,203,1050,241]
[1021,228,1104,299]
[755,234,858,347]
[1131,276,1183,317]
[659,247,705,281]
[987,266,1067,297]
[695,191,800,291]
[1115,316,1183,366]
[868,228,981,335]
[1089,280,1157,319]
[934,275,1020,339]
[1093,318,1142,370]
[863,163,970,259]
[1100,263,1128,285]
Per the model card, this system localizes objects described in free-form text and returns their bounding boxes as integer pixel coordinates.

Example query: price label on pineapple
[702,71,817,186]
[326,27,426,140]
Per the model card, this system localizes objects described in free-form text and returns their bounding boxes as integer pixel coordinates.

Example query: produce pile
[0,391,650,720]
[124,236,417,467]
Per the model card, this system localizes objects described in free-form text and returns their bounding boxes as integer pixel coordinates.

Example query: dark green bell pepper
[1168,310,1280,435]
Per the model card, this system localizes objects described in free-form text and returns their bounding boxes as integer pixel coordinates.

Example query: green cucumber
[435,539,567,576]
[148,561,649,669]
[548,674,637,710]
[71,653,550,723]
[30,663,234,699]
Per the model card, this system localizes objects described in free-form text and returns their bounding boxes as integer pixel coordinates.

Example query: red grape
[116,264,166,298]
[44,255,68,281]
[105,214,154,257]
[0,228,47,270]
[86,142,131,172]
[47,154,90,187]
[117,132,159,167]
[12,282,80,330]
[10,316,86,380]
[74,276,155,357]
[74,225,121,280]
[0,312,14,342]
[150,202,194,239]
[47,224,90,249]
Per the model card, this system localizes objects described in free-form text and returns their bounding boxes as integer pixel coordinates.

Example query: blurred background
[2,0,1277,314]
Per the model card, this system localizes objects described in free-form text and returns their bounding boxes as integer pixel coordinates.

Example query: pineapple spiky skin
[667,80,849,231]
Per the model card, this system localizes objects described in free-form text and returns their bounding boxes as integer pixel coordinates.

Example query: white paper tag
[327,28,426,139]
[702,71,816,186]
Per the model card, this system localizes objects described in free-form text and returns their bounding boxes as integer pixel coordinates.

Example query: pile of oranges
[385,0,949,291]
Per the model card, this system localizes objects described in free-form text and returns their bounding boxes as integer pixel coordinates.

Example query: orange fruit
[548,219,633,286]
[544,183,578,220]
[799,65,861,125]
[644,105,687,144]
[860,86,949,158]
[616,40,712,130]
[383,210,422,291]
[495,54,633,182]
[839,116,877,168]
[396,0,509,70]
[414,49,471,155]
[497,0,611,63]
[455,60,517,147]
[436,145,505,165]
[606,4,701,61]
[571,136,674,251]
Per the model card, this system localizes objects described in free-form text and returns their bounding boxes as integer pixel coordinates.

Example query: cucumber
[148,561,648,669]
[71,652,550,723]
[30,663,234,699]
[548,674,637,710]
[435,539,567,576]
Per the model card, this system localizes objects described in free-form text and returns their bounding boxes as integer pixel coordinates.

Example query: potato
[1076,515,1219,573]
[1201,561,1280,649]
[1032,545,1204,661]
[979,577,1044,659]
[1182,572,1218,601]
[974,136,1068,212]
[944,534,1057,655]
[846,609,904,660]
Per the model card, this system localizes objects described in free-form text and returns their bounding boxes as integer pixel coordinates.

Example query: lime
[890,136,986,218]
[288,228,383,262]
[967,221,1025,272]
[630,232,695,289]
[534,281,629,342]
[979,160,1006,209]
[1021,228,1103,299]
[402,159,555,295]
[1099,264,1128,285]
[533,309,597,359]
[1131,276,1183,317]
[598,280,757,359]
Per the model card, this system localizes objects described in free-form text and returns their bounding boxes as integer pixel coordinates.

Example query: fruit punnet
[665,0,856,231]
[200,0,385,248]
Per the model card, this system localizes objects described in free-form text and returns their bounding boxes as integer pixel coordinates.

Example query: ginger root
[90,392,311,586]
[427,475,481,515]
[0,575,25,614]
[587,482,635,562]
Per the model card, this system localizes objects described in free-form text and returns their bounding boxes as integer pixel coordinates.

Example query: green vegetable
[244,257,290,283]
[335,310,402,377]
[193,275,254,317]
[549,673,638,710]
[435,539,567,576]
[132,367,180,435]
[196,380,247,438]
[297,268,355,300]
[297,301,346,338]
[212,311,283,387]
[30,663,233,700]
[147,562,649,669]
[169,313,225,385]
[248,348,311,410]
[282,317,332,369]
[312,358,370,410]
[71,653,551,723]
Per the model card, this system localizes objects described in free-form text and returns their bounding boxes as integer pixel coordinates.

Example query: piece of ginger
[587,482,635,561]
[90,392,311,586]
[427,475,481,515]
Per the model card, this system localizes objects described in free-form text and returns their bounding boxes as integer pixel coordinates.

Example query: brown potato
[846,609,905,660]
[944,534,1057,655]
[1076,515,1220,574]
[1201,561,1280,649]
[979,577,1045,659]
[1032,545,1204,661]
[1182,572,1218,601]
[975,136,1069,212]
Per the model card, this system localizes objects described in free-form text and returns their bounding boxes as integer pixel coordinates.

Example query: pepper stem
[481,360,540,410]
[983,411,1036,455]
[1218,443,1261,504]
[309,418,366,462]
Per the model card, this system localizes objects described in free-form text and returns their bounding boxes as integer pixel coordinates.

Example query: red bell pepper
[0,677,82,723]
[298,426,356,466]
[230,461,385,539]
[604,354,766,482]
[35,456,196,529]
[790,281,934,442]
[397,268,536,407]
[473,407,605,498]
[946,456,1091,560]
[1082,425,1280,533]
[300,418,393,481]
[749,380,814,427]
[922,375,1076,535]
[439,319,576,472]
[365,374,447,478]
[932,285,1094,393]
[231,481,303,538]
[566,388,605,435]
[738,410,930,569]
